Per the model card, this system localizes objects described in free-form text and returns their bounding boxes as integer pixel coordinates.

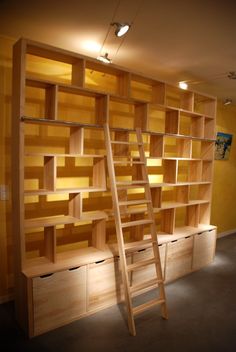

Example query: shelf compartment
[161,184,189,208]
[202,161,213,182]
[85,61,130,97]
[199,202,211,225]
[164,136,192,158]
[24,121,105,156]
[165,85,194,111]
[57,88,108,125]
[179,111,204,138]
[204,117,215,139]
[189,184,211,203]
[109,97,148,130]
[194,93,216,118]
[26,52,80,86]
[130,75,165,104]
[24,155,106,193]
[192,140,215,160]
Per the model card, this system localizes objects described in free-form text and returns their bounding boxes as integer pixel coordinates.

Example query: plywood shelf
[25,211,108,228]
[24,187,107,196]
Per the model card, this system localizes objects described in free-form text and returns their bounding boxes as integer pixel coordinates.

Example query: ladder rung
[133,298,165,316]
[119,199,151,206]
[130,278,162,294]
[127,258,156,271]
[121,219,153,228]
[124,238,154,252]
[111,141,141,146]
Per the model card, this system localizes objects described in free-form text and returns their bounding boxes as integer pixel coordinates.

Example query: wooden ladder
[104,124,168,336]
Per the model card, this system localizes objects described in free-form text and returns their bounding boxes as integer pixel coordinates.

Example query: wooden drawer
[33,266,87,336]
[88,257,127,311]
[131,244,166,291]
[192,229,216,270]
[165,236,193,282]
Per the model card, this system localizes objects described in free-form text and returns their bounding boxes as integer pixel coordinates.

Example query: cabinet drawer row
[30,229,216,336]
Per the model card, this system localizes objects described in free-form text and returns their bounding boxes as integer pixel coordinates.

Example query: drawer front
[131,244,166,290]
[88,257,125,311]
[33,266,86,335]
[192,229,216,270]
[166,236,193,282]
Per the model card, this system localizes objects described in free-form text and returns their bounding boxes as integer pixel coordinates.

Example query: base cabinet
[165,237,194,282]
[29,229,216,336]
[131,244,166,291]
[33,266,87,336]
[192,229,216,270]
[88,257,124,312]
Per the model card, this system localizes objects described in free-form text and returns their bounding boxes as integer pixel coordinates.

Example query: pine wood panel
[33,266,87,335]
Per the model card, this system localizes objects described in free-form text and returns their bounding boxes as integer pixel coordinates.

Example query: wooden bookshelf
[12,38,217,337]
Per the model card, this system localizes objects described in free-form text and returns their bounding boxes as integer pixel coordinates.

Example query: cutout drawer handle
[40,273,53,279]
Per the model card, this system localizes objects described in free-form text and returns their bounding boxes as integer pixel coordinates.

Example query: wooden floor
[1,234,236,352]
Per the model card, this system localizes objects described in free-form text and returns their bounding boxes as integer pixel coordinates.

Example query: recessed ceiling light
[179,81,188,90]
[97,53,112,64]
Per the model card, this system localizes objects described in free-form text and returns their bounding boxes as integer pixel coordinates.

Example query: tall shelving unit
[12,38,217,337]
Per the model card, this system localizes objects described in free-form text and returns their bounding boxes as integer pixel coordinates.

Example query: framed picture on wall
[215,132,233,160]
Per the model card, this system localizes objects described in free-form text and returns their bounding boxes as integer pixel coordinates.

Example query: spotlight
[179,81,188,90]
[223,98,232,105]
[111,22,130,37]
[97,53,112,64]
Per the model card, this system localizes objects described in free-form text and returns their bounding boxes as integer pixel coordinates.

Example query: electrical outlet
[0,185,9,201]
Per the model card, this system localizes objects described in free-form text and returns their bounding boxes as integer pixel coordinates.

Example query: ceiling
[1,0,236,103]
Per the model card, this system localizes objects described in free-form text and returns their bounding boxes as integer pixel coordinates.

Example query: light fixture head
[111,22,130,37]
[97,52,112,64]
[228,71,236,80]
[223,98,232,106]
[179,81,188,90]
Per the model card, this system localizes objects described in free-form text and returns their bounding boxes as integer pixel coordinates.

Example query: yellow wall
[1,34,236,301]
[211,102,236,233]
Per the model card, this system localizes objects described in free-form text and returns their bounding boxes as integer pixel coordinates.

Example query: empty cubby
[165,85,194,111]
[130,74,165,104]
[194,93,216,118]
[164,136,191,158]
[179,111,204,138]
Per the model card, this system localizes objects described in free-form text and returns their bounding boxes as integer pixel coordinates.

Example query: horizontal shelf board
[25,153,105,158]
[24,187,107,196]
[25,211,107,228]
[150,181,211,188]
[153,199,209,211]
[26,76,106,98]
[80,211,108,221]
[22,246,113,278]
[25,215,78,228]
[157,225,216,244]
[21,116,215,142]
[22,116,103,129]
